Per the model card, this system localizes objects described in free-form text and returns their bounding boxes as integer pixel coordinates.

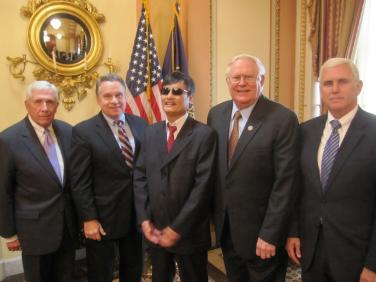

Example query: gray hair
[319,57,360,81]
[25,81,58,101]
[225,54,266,77]
[96,73,126,96]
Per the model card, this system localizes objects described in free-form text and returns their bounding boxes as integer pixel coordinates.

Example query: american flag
[125,4,165,123]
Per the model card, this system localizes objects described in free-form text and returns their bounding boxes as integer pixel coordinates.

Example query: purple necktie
[43,129,62,183]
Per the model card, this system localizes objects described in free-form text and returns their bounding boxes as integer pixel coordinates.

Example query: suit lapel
[52,121,68,187]
[156,122,168,162]
[307,116,327,196]
[228,96,265,171]
[325,109,366,191]
[217,102,232,167]
[162,117,194,167]
[125,114,141,156]
[21,118,61,185]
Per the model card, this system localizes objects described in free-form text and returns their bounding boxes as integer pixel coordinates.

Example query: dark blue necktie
[320,120,341,191]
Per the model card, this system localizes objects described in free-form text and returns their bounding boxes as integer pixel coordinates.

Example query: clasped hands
[141,220,181,248]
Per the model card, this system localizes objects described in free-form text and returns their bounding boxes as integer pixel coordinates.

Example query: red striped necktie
[115,120,134,169]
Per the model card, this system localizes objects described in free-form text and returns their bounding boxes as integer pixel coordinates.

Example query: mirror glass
[40,13,91,65]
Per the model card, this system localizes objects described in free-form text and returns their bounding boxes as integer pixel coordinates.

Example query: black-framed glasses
[161,87,190,96]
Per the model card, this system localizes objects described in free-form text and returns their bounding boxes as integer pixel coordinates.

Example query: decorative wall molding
[270,0,280,102]
[298,0,307,122]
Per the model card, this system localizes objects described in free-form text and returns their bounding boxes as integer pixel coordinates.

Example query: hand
[159,226,181,248]
[6,239,21,251]
[360,267,376,282]
[256,237,276,260]
[84,219,106,241]
[141,220,161,244]
[285,237,301,265]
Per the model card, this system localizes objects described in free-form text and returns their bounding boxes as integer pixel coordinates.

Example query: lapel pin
[247,125,253,131]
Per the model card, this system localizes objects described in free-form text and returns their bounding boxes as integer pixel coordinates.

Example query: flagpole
[171,1,176,72]
[143,0,153,123]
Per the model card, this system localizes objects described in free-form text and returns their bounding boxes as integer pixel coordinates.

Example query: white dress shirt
[229,102,256,138]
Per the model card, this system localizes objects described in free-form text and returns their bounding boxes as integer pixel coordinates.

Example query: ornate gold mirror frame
[7,0,117,111]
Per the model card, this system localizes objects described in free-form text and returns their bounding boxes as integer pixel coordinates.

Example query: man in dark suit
[134,71,216,282]
[70,74,147,282]
[207,54,299,282]
[0,81,77,282]
[286,58,376,282]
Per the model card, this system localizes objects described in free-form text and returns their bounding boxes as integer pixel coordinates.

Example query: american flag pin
[247,125,253,131]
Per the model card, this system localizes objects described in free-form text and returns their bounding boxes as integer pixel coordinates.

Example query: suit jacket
[70,112,147,240]
[207,95,299,259]
[134,117,217,254]
[0,117,77,255]
[290,108,376,275]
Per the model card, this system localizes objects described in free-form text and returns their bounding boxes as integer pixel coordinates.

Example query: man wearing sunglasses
[207,54,299,282]
[134,71,217,282]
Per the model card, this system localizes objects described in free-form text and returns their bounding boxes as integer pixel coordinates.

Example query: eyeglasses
[228,75,258,84]
[161,87,190,96]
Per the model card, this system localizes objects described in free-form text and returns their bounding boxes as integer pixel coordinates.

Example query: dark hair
[163,71,195,96]
[95,73,126,96]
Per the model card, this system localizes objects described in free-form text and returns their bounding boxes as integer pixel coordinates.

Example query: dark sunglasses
[161,87,190,96]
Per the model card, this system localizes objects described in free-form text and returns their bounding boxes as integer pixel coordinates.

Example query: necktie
[321,119,341,190]
[43,129,62,183]
[228,111,242,164]
[167,124,177,152]
[116,120,134,169]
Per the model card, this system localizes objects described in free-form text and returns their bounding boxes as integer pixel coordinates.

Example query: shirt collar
[231,102,255,121]
[327,105,358,128]
[28,115,52,136]
[165,112,189,130]
[102,112,125,126]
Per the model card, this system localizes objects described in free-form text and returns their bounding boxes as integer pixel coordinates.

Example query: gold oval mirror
[27,1,103,76]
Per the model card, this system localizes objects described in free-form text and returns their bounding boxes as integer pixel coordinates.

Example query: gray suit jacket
[208,95,299,259]
[0,117,77,255]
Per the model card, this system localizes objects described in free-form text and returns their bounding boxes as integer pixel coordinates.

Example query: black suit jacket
[290,108,376,275]
[207,95,299,259]
[0,117,77,255]
[70,112,147,239]
[134,117,217,254]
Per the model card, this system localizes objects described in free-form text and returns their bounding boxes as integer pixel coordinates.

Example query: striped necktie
[321,119,341,191]
[116,120,134,169]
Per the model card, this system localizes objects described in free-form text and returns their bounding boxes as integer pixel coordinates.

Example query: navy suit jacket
[70,112,147,240]
[134,117,217,254]
[0,117,77,255]
[290,108,376,276]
